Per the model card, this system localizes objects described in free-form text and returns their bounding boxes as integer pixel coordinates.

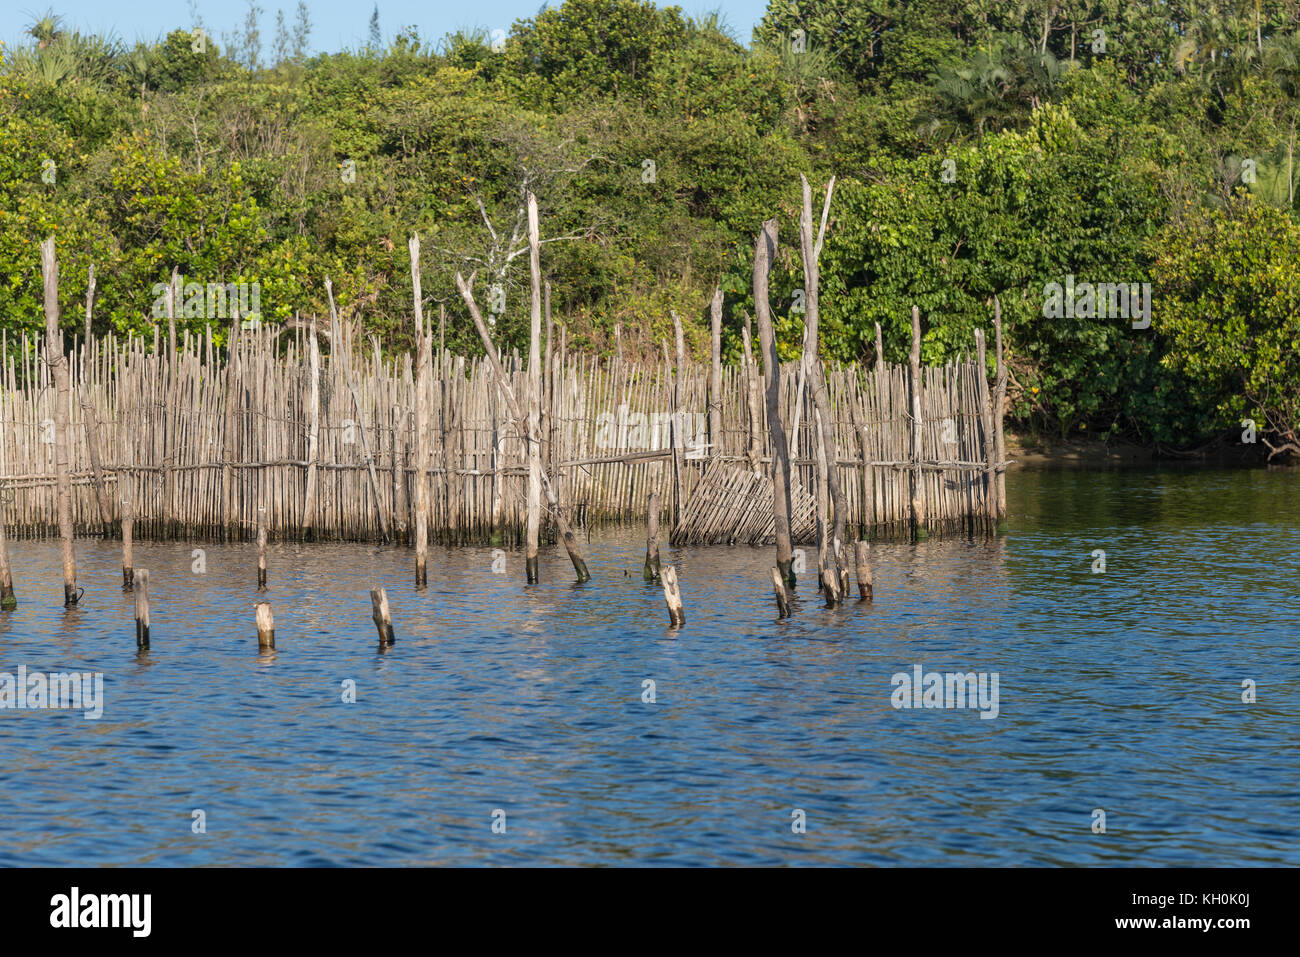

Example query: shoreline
[1006,431,1275,469]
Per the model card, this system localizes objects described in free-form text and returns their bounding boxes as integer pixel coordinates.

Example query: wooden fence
[0,322,1005,544]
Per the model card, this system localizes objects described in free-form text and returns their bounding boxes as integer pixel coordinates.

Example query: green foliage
[1,0,1299,453]
[1152,197,1300,454]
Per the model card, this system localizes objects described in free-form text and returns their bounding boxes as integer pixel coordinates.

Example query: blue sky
[1,1,773,56]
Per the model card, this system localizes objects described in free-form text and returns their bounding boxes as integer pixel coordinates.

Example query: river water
[0,466,1296,866]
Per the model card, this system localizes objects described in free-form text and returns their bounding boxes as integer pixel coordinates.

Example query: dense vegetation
[2,1,1299,456]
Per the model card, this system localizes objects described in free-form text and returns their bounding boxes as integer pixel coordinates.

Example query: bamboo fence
[0,322,1006,544]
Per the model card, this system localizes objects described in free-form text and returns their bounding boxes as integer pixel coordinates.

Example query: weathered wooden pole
[875,321,885,372]
[456,271,590,581]
[255,602,275,650]
[120,486,134,589]
[83,262,95,342]
[525,193,544,584]
[661,565,685,627]
[908,305,927,538]
[752,219,795,585]
[670,310,687,526]
[854,540,873,601]
[133,569,150,647]
[974,328,998,528]
[0,504,15,609]
[40,237,78,605]
[162,267,178,534]
[644,491,662,580]
[708,287,723,457]
[992,296,1008,524]
[797,174,848,590]
[370,587,395,644]
[541,280,553,471]
[301,317,321,539]
[256,505,268,589]
[741,316,763,473]
[222,325,239,539]
[770,566,791,619]
[79,266,113,534]
[411,235,430,588]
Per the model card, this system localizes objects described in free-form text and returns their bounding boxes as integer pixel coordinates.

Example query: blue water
[0,467,1296,865]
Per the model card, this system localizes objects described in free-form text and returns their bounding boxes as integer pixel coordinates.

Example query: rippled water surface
[0,467,1297,865]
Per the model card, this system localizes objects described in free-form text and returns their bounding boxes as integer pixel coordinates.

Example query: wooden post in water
[0,504,15,609]
[974,328,997,528]
[770,567,791,619]
[908,305,927,538]
[255,602,275,650]
[256,505,268,589]
[40,237,78,605]
[525,193,544,584]
[798,174,847,592]
[456,271,590,582]
[370,587,395,644]
[644,491,662,580]
[133,569,150,647]
[120,486,134,589]
[854,540,873,601]
[992,296,1008,524]
[708,287,723,458]
[752,219,795,585]
[661,565,685,627]
[411,235,430,587]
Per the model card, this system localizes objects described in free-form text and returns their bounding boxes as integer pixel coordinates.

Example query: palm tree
[27,10,65,50]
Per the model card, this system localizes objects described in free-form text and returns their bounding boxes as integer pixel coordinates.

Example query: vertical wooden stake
[644,491,662,580]
[255,602,275,650]
[40,237,77,605]
[974,328,998,528]
[770,566,790,619]
[661,565,685,627]
[908,305,927,539]
[854,540,873,601]
[0,503,15,609]
[456,271,590,582]
[83,262,96,342]
[121,487,134,589]
[257,505,267,589]
[752,219,795,585]
[370,587,395,644]
[708,287,723,457]
[992,296,1008,524]
[134,569,150,648]
[411,234,430,586]
[525,193,543,584]
[741,316,763,474]
[670,310,687,527]
[302,317,320,539]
